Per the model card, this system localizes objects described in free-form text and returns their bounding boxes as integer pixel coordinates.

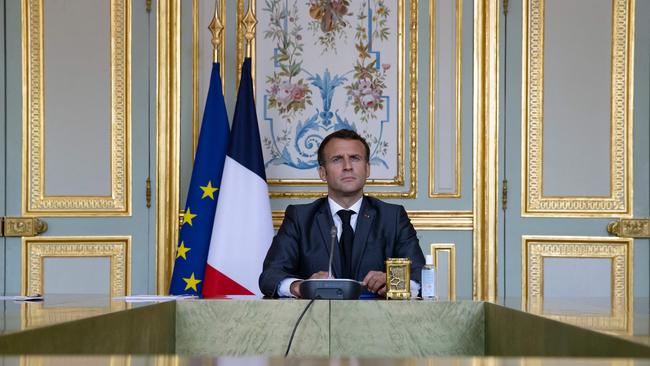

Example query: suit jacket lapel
[315,199,342,278]
[351,198,375,279]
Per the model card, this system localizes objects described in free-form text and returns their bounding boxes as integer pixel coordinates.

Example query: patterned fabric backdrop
[257,0,399,181]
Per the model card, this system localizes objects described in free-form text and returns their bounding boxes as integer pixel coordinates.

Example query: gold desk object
[385,258,411,300]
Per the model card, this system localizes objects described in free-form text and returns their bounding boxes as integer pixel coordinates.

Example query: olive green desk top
[0,295,647,358]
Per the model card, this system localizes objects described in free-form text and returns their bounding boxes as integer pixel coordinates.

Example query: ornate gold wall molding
[522,0,634,217]
[156,0,181,294]
[429,0,462,198]
[521,236,632,332]
[430,243,457,300]
[21,0,131,216]
[235,0,418,198]
[407,210,472,230]
[472,0,499,301]
[271,209,473,230]
[22,236,131,298]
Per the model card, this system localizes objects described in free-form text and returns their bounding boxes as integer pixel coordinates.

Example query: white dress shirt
[278,196,420,298]
[327,196,363,240]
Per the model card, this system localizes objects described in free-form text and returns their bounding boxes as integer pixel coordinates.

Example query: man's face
[318,138,370,199]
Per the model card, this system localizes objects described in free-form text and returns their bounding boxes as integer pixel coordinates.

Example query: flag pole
[241,0,257,58]
[208,0,223,62]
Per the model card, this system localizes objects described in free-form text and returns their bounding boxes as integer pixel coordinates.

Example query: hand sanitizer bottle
[421,254,437,300]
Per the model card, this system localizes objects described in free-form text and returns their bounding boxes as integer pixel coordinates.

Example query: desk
[0,295,174,354]
[1,355,650,366]
[0,296,648,358]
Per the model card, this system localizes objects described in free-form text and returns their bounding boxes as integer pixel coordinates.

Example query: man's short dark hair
[317,129,370,166]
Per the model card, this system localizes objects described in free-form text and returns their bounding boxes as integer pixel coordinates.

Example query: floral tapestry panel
[258,0,400,182]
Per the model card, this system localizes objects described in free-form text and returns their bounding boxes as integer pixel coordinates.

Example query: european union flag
[169,63,230,295]
[202,58,273,297]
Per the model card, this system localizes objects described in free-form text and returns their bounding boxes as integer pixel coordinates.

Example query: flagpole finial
[208,0,224,62]
[241,0,257,58]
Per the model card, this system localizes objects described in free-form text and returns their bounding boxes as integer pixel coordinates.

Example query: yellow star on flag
[183,273,202,292]
[200,181,219,200]
[182,207,197,226]
[176,241,191,260]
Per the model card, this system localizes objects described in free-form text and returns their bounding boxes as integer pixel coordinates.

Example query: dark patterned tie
[337,209,355,279]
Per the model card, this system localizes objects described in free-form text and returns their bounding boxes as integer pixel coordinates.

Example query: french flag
[202,58,274,297]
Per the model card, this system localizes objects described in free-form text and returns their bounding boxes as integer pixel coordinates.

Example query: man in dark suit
[259,129,425,298]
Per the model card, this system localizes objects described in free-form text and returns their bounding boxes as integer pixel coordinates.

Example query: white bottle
[421,254,437,300]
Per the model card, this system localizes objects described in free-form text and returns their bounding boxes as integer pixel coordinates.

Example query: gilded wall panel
[430,243,457,300]
[22,0,131,215]
[22,236,131,298]
[522,0,633,217]
[522,236,632,332]
[429,0,462,197]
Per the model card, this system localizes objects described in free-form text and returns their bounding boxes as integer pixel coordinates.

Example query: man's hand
[310,271,329,280]
[290,271,329,298]
[289,280,302,298]
[362,271,387,297]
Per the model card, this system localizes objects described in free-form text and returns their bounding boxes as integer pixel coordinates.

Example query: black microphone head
[330,225,337,237]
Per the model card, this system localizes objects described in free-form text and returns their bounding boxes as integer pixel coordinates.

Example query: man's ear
[365,162,371,178]
[318,165,327,181]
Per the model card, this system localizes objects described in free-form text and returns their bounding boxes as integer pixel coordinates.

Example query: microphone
[298,224,362,299]
[328,225,336,279]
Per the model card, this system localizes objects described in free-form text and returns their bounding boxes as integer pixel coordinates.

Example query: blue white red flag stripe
[169,63,230,295]
[202,58,274,297]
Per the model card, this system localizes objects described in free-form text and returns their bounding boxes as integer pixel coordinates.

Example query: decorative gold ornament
[608,218,650,238]
[1,217,48,237]
[385,258,411,300]
[208,0,224,62]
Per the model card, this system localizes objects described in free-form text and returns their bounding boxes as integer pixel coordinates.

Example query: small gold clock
[385,258,411,299]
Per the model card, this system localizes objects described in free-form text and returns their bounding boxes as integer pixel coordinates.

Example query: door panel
[502,0,649,333]
[3,0,155,295]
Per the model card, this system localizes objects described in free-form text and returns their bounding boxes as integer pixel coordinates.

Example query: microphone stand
[299,225,362,300]
[328,225,336,279]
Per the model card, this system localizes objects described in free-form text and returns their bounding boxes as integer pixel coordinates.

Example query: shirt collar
[327,196,363,217]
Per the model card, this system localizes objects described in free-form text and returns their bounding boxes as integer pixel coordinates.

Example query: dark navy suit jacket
[259,196,425,297]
